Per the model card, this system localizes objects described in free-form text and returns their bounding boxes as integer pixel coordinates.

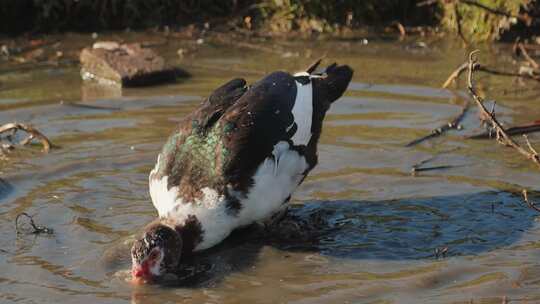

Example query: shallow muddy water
[1,33,540,304]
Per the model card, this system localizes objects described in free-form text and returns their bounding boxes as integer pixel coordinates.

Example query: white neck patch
[290,79,313,146]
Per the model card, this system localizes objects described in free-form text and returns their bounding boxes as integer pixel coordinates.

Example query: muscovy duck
[131,60,353,283]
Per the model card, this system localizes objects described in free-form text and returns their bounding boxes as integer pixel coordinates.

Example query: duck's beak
[131,262,153,284]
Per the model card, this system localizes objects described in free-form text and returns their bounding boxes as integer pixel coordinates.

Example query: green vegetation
[0,0,536,42]
[442,0,532,41]
[256,0,440,33]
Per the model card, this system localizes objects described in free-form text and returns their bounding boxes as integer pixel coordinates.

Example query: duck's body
[133,62,353,282]
[149,137,308,251]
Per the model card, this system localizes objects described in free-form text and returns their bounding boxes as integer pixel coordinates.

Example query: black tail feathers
[315,63,353,104]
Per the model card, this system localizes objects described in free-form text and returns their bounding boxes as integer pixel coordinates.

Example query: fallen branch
[442,62,540,89]
[480,65,540,81]
[467,50,540,169]
[15,213,54,235]
[0,123,52,152]
[467,121,540,139]
[522,189,540,213]
[442,62,468,88]
[405,102,470,147]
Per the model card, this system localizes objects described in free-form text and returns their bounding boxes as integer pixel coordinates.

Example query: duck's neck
[171,215,204,256]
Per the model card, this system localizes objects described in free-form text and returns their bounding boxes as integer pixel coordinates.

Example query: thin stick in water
[466,50,540,169]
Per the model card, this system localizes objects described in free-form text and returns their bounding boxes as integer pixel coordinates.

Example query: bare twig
[454,3,469,46]
[467,51,540,169]
[0,123,52,152]
[467,121,540,139]
[442,62,540,89]
[15,213,54,235]
[442,62,468,89]
[522,189,540,213]
[480,65,540,81]
[405,102,470,147]
[517,42,540,70]
[391,21,406,37]
[524,134,539,155]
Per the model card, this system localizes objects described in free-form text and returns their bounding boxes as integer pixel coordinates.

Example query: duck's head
[130,222,182,284]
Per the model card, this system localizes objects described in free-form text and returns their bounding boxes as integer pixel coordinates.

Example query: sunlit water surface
[1,33,540,304]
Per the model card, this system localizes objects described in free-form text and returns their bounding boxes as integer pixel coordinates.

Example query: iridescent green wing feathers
[151,78,247,202]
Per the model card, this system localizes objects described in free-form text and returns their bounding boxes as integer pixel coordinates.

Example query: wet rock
[22,48,45,62]
[80,42,189,87]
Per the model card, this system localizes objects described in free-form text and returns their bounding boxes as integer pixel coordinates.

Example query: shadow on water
[287,191,537,260]
[0,178,13,200]
[120,190,539,289]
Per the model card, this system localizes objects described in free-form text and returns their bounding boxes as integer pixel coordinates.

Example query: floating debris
[0,122,52,153]
[434,246,449,259]
[15,213,54,235]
